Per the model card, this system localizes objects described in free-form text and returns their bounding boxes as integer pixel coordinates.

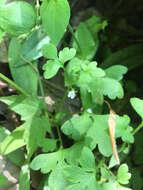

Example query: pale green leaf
[42,43,57,59]
[59,48,76,63]
[0,1,36,36]
[40,0,70,45]
[19,165,30,190]
[105,65,128,81]
[0,125,26,155]
[0,126,10,143]
[43,60,61,79]
[30,152,58,174]
[38,138,57,152]
[79,146,95,171]
[99,77,124,99]
[130,97,143,119]
[117,164,131,184]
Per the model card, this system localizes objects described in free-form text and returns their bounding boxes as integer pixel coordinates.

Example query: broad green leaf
[38,138,57,152]
[22,27,50,61]
[48,163,69,190]
[42,43,57,59]
[0,173,8,187]
[59,48,76,63]
[0,95,41,121]
[99,77,124,99]
[105,65,128,81]
[116,115,134,143]
[79,146,95,171]
[0,126,10,143]
[117,164,131,184]
[63,165,97,190]
[23,116,50,159]
[109,155,120,168]
[100,168,111,180]
[40,0,70,45]
[8,38,38,95]
[0,125,26,155]
[73,22,96,60]
[19,165,30,190]
[30,142,84,174]
[0,0,7,5]
[43,60,62,79]
[61,114,92,141]
[0,1,36,36]
[130,97,143,119]
[101,44,143,71]
[30,152,58,174]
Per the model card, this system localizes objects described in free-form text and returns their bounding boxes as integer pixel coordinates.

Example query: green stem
[56,90,68,113]
[68,24,82,54]
[132,121,143,135]
[0,73,29,96]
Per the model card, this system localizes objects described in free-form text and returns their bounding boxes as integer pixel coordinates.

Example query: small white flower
[68,89,76,99]
[86,108,92,113]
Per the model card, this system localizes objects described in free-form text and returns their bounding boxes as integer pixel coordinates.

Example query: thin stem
[132,121,143,135]
[0,73,29,96]
[68,24,82,54]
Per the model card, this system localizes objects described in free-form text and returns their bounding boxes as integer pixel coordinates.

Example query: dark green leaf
[8,38,38,95]
[22,27,50,61]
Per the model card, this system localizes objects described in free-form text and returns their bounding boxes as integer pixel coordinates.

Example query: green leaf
[59,48,76,63]
[0,95,41,121]
[0,126,10,143]
[38,138,57,152]
[100,168,111,180]
[42,43,57,59]
[0,29,5,43]
[40,0,70,45]
[7,149,25,166]
[43,60,62,79]
[72,22,96,60]
[117,164,131,184]
[23,116,50,159]
[63,165,97,190]
[105,65,128,81]
[22,27,50,61]
[61,114,92,141]
[99,77,124,99]
[19,165,30,190]
[101,44,143,71]
[0,1,36,36]
[0,173,8,187]
[30,152,58,174]
[79,146,95,171]
[8,38,38,95]
[130,97,143,119]
[48,163,69,190]
[0,125,26,155]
